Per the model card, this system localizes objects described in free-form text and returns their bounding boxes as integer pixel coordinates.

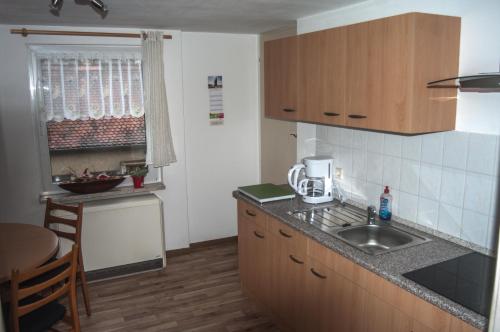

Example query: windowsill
[40,182,166,204]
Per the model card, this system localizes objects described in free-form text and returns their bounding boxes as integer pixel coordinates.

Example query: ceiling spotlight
[90,0,108,13]
[49,0,63,11]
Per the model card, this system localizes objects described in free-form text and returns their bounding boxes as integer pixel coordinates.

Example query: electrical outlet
[335,167,343,179]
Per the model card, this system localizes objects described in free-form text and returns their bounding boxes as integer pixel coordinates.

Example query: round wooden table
[0,223,59,283]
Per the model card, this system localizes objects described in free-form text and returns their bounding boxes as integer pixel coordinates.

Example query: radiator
[55,194,165,273]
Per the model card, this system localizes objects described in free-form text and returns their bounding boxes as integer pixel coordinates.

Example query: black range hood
[427,73,500,92]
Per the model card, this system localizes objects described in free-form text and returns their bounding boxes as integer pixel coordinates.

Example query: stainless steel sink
[288,202,431,255]
[333,224,431,255]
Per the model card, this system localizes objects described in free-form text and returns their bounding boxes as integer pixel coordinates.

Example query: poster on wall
[208,75,224,125]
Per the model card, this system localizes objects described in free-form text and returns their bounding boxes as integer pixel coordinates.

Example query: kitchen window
[30,45,159,192]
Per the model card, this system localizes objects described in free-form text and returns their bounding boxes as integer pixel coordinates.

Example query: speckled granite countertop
[233,192,488,331]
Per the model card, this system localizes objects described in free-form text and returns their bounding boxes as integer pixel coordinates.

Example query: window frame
[28,44,162,196]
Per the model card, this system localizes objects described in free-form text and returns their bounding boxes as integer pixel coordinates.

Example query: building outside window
[30,45,158,192]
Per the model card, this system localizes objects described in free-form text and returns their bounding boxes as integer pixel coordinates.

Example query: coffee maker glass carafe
[287,156,334,204]
[298,177,325,197]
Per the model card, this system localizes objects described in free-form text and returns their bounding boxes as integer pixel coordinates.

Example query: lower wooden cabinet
[303,258,367,332]
[268,233,306,330]
[364,292,413,332]
[237,199,480,332]
[237,201,270,307]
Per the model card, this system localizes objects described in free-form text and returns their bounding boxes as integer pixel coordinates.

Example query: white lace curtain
[37,52,144,122]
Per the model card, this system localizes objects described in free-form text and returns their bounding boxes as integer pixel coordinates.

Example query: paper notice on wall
[208,75,224,125]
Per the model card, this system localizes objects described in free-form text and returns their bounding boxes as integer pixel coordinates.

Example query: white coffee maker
[288,156,335,204]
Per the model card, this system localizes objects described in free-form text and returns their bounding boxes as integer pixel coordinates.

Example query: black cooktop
[403,252,495,317]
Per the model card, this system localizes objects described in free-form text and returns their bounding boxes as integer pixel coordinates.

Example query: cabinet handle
[282,108,296,113]
[279,229,292,238]
[310,268,327,279]
[253,231,265,239]
[348,114,367,119]
[289,255,304,265]
[323,112,340,117]
[245,209,256,217]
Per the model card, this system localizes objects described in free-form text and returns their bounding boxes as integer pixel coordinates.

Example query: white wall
[0,25,260,250]
[297,0,500,135]
[182,32,260,243]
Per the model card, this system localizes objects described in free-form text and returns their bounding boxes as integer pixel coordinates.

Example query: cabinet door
[298,27,346,125]
[268,234,306,330]
[264,36,299,121]
[364,294,413,332]
[346,15,413,132]
[237,218,270,307]
[303,258,367,332]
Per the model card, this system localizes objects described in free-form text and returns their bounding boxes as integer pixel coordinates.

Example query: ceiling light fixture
[89,0,108,13]
[49,0,63,11]
[47,0,108,15]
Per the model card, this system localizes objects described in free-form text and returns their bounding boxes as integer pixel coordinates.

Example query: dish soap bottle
[379,186,392,221]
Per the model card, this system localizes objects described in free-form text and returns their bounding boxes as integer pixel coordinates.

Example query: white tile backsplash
[327,126,341,145]
[366,181,383,207]
[352,130,367,150]
[399,192,418,222]
[366,152,384,184]
[419,163,442,201]
[340,128,354,148]
[400,159,420,195]
[464,172,494,213]
[352,149,367,180]
[382,156,402,190]
[438,203,462,238]
[384,134,402,157]
[467,133,498,175]
[366,131,384,154]
[421,133,444,165]
[443,131,469,170]
[338,146,353,178]
[315,127,500,250]
[440,168,466,208]
[417,197,439,229]
[402,136,422,161]
[351,178,367,205]
[462,209,489,248]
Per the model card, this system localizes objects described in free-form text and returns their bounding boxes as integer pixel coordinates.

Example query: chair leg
[68,282,81,332]
[78,251,91,317]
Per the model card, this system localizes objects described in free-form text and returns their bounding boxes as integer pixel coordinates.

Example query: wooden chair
[9,244,80,332]
[44,198,91,316]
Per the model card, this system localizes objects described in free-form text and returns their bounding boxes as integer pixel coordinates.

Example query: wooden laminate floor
[55,240,279,332]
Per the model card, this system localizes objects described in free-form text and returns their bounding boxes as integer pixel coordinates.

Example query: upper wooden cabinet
[264,12,461,134]
[264,36,299,121]
[298,27,347,125]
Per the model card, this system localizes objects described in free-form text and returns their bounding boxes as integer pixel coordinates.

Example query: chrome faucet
[367,205,377,225]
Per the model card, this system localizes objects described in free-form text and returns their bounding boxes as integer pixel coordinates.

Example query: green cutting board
[238,183,295,203]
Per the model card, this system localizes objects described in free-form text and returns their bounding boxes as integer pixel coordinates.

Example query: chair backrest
[44,198,84,245]
[9,244,79,332]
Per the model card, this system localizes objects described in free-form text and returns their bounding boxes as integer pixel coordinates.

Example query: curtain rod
[10,28,172,40]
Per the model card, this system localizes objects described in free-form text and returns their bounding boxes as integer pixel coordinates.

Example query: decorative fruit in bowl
[58,169,125,194]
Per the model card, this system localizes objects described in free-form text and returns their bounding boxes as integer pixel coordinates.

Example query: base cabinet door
[237,218,270,307]
[268,234,306,330]
[364,294,413,332]
[303,258,367,332]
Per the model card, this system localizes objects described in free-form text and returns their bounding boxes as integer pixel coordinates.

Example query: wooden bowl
[58,177,125,194]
